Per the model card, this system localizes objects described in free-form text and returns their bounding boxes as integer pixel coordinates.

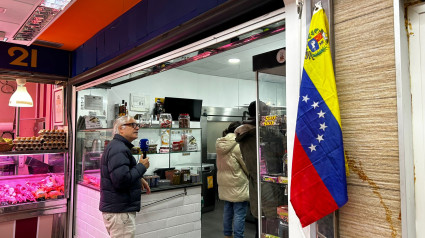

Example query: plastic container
[152,175,160,187]
[190,174,200,183]
[158,179,171,186]
[172,141,181,151]
[180,168,190,184]
[172,171,181,185]
[178,113,190,128]
[159,113,172,128]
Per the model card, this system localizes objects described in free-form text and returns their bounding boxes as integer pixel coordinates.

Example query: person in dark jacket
[99,115,150,238]
[235,101,270,219]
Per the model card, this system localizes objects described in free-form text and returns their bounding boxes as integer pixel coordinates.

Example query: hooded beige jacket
[216,133,249,202]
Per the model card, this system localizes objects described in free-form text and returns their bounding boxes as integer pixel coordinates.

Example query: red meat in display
[0,174,64,206]
[47,191,61,199]
[83,174,100,187]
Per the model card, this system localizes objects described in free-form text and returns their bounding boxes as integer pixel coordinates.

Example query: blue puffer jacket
[99,134,147,212]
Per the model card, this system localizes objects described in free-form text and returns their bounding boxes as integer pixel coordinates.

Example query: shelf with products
[261,175,288,185]
[258,112,288,238]
[76,127,202,192]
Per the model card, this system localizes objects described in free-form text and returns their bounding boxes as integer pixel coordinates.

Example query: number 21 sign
[0,42,70,77]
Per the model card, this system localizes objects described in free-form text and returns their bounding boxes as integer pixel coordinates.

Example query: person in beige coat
[216,121,249,238]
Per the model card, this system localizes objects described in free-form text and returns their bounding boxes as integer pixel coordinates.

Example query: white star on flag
[311,101,319,109]
[317,110,325,118]
[319,122,328,131]
[302,95,310,103]
[309,144,317,152]
[316,134,324,143]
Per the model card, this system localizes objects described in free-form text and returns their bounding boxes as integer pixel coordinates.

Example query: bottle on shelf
[119,100,126,117]
[125,101,128,116]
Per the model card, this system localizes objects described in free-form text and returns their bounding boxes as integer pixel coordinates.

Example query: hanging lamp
[9,79,33,107]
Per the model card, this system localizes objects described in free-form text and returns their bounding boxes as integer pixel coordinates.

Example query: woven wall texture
[333,0,401,237]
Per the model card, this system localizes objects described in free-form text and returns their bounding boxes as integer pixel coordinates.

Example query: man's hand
[141,178,151,194]
[139,157,150,169]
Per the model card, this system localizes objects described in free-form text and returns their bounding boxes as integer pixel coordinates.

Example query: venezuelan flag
[290,6,348,227]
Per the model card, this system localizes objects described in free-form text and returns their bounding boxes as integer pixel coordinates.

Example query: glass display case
[254,48,288,238]
[76,127,202,191]
[0,150,68,221]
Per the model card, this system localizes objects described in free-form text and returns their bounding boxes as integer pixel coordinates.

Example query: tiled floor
[201,199,256,238]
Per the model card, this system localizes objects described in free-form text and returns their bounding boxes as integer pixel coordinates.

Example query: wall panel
[333,1,401,237]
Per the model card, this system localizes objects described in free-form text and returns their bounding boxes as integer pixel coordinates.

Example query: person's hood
[235,124,256,142]
[216,133,238,154]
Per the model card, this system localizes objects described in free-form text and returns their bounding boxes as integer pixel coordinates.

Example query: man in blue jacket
[99,115,150,238]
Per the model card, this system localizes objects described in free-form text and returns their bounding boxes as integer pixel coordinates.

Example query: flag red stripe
[291,135,339,227]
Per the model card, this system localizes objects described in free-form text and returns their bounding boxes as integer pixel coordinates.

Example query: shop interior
[75,19,286,238]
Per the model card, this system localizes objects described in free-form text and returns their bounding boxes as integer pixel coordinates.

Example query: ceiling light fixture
[13,0,74,42]
[0,31,7,42]
[41,0,72,10]
[9,79,33,107]
[228,58,241,64]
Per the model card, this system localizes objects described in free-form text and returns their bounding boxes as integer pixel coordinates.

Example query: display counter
[74,125,203,237]
[0,150,68,237]
[75,184,202,237]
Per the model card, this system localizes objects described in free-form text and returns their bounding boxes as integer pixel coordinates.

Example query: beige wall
[333,1,401,237]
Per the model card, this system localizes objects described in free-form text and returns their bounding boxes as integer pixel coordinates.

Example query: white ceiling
[177,32,286,82]
[0,0,42,45]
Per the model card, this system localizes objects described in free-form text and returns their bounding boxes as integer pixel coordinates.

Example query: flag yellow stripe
[304,9,342,127]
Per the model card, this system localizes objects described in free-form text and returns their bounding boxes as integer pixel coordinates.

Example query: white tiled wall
[74,185,201,238]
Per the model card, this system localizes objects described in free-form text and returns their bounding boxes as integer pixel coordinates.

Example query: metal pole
[16,107,20,138]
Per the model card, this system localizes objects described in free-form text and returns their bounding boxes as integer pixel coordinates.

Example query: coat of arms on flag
[290,2,348,227]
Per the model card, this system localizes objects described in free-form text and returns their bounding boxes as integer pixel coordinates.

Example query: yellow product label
[278,176,288,184]
[264,234,279,238]
[207,176,213,189]
[262,121,276,126]
[265,115,277,120]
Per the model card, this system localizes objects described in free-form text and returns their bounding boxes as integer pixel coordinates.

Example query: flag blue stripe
[295,69,348,207]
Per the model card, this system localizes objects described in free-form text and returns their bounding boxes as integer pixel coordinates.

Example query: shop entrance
[72,14,285,238]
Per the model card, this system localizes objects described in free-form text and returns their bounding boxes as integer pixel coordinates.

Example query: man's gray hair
[113,115,132,135]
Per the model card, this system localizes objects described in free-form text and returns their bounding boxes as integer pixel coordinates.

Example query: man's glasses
[123,123,140,129]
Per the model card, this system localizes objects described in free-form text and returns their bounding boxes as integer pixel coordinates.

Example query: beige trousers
[102,212,137,238]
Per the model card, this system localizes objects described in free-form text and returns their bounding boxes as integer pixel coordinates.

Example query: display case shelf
[79,127,201,132]
[0,199,67,222]
[0,149,68,155]
[0,150,68,223]
[76,126,202,192]
[169,150,201,154]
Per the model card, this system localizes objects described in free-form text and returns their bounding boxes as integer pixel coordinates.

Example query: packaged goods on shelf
[262,175,278,183]
[277,205,289,222]
[278,176,288,184]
